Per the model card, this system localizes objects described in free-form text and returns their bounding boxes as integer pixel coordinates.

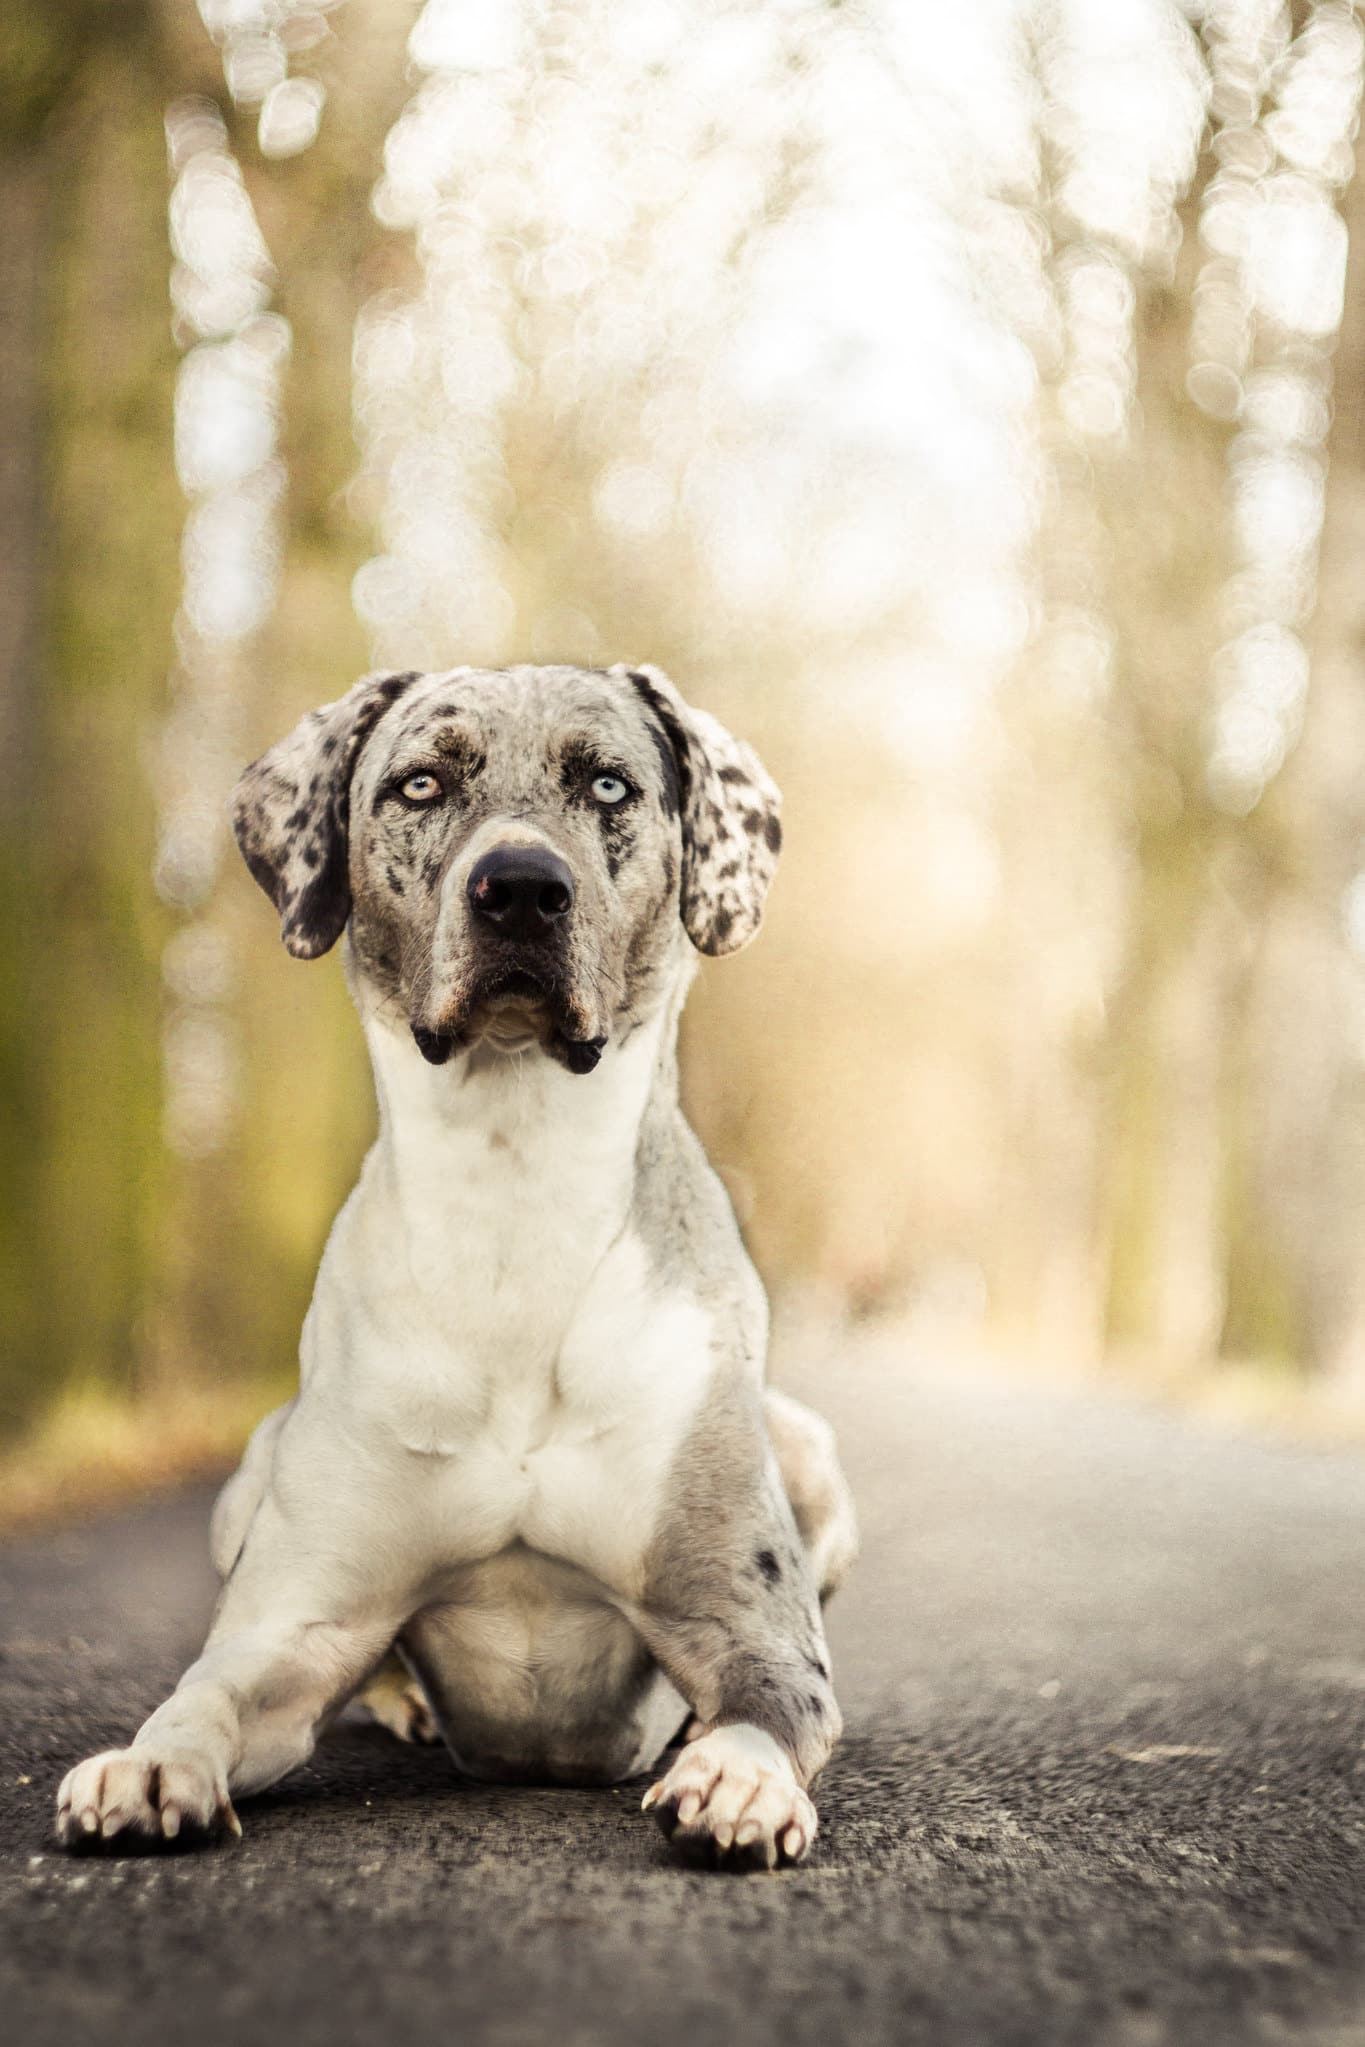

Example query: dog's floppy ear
[624,664,782,958]
[232,670,418,959]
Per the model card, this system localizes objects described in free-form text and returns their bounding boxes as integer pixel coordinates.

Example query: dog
[56,663,857,1869]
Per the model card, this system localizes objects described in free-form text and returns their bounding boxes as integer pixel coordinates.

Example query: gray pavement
[2,1342,1364,2046]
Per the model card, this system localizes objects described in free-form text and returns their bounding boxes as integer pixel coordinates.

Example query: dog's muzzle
[411,841,605,1075]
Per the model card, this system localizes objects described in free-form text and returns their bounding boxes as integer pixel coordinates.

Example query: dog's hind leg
[347,1649,439,1744]
[672,1389,857,1747]
[630,1376,848,1870]
[765,1389,859,1602]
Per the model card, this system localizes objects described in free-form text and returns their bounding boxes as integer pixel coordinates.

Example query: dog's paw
[352,1661,440,1745]
[56,1748,240,1849]
[642,1723,816,1870]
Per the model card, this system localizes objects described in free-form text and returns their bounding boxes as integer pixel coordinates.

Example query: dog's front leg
[631,1434,843,1871]
[56,1506,399,1847]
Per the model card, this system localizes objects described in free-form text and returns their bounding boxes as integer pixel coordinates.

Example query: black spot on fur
[430,735,486,789]
[743,809,763,835]
[628,672,688,817]
[644,716,682,816]
[717,763,750,786]
[285,826,350,957]
[803,1652,830,1682]
[764,812,782,854]
[242,846,281,905]
[712,906,733,944]
[755,1549,782,1584]
[386,867,404,896]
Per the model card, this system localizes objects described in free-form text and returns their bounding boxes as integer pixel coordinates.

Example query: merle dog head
[232,664,782,1074]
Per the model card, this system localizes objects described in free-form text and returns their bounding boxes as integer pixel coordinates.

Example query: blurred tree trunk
[0,2,186,1431]
[1093,241,1302,1376]
[0,149,44,806]
[1306,137,1365,1389]
[1092,228,1251,1369]
[1242,134,1365,1386]
[1097,80,1365,1380]
[0,132,50,1427]
[996,142,1250,1370]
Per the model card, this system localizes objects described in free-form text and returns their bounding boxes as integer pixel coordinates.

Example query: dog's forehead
[376,665,652,766]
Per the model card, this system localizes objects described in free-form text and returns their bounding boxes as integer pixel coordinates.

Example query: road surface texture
[2,1340,1363,2046]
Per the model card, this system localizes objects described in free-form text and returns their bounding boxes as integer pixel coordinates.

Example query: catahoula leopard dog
[56,662,857,1870]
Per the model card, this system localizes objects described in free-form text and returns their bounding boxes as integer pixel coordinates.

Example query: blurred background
[4,0,1365,1519]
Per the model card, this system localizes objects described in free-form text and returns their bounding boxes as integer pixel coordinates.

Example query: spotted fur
[624,664,782,957]
[57,659,853,1875]
[231,662,782,1071]
[232,671,418,959]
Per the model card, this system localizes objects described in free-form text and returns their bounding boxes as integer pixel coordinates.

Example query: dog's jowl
[56,663,858,1870]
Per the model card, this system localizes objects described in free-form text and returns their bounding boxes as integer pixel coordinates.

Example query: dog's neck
[356,970,687,1278]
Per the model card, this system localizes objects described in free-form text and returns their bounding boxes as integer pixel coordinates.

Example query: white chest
[300,1018,715,1597]
[451,1231,713,1591]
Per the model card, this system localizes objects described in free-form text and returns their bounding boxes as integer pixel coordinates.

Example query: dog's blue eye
[591,775,630,805]
[400,773,443,803]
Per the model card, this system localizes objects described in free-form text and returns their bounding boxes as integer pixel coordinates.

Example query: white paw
[56,1748,240,1849]
[642,1723,817,1870]
[352,1664,440,1745]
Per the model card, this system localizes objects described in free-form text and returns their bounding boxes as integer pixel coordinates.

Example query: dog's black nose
[467,844,574,941]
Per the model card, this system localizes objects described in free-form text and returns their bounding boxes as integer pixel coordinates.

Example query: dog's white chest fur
[298,1011,714,1598]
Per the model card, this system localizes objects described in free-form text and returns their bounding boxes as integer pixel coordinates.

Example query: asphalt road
[2,1341,1364,2047]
